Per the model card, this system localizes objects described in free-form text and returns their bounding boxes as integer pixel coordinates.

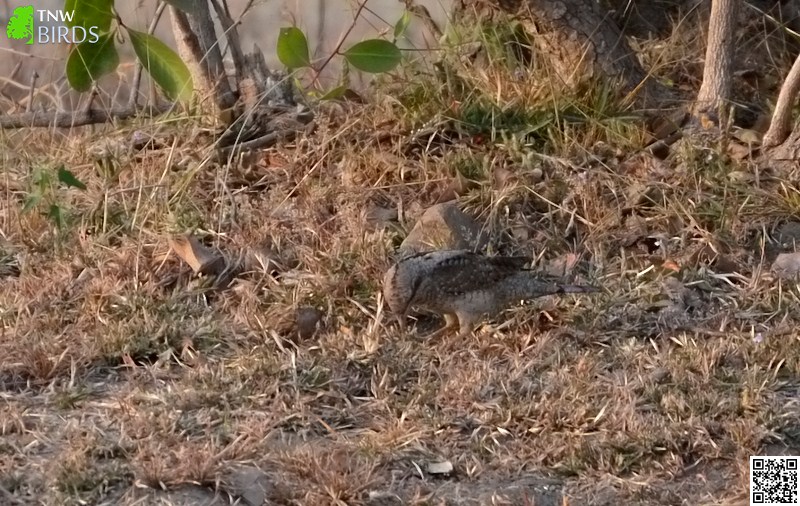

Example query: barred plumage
[383,250,599,338]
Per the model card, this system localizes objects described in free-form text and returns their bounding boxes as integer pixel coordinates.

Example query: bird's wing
[431,251,530,296]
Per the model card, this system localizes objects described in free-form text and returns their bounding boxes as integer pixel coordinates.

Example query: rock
[646,139,671,159]
[367,490,403,505]
[772,252,800,279]
[296,306,324,340]
[426,460,454,475]
[228,465,272,506]
[145,485,228,506]
[399,202,487,255]
[776,222,800,251]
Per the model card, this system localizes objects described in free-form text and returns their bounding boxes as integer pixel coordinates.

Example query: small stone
[772,252,800,279]
[228,466,272,506]
[296,306,324,339]
[399,202,487,255]
[776,222,800,251]
[426,460,454,475]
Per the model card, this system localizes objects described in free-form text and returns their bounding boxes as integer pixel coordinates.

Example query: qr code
[751,457,799,505]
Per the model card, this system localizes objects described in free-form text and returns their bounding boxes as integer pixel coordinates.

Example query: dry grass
[2,8,800,506]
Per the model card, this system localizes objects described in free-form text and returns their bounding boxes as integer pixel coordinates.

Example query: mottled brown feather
[428,252,530,297]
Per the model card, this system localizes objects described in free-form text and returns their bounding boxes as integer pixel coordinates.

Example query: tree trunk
[693,0,738,127]
[489,0,673,107]
[762,51,800,148]
[169,2,235,113]
[766,127,800,162]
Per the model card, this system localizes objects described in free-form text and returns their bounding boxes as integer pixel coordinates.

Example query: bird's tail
[506,274,601,301]
[555,284,601,294]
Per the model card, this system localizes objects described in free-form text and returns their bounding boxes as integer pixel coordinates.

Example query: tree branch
[763,51,800,148]
[0,103,173,129]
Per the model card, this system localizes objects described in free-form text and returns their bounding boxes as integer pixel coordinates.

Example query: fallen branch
[0,103,174,129]
[215,129,296,162]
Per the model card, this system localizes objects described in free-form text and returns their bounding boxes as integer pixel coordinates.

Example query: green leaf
[320,86,346,100]
[48,204,66,229]
[161,0,199,13]
[64,0,114,33]
[22,193,41,213]
[343,39,401,74]
[31,167,51,190]
[66,32,119,92]
[127,28,193,102]
[394,11,411,40]
[57,166,87,190]
[277,27,311,68]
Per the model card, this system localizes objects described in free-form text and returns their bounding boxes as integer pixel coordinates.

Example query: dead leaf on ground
[661,259,681,273]
[244,239,286,274]
[544,253,579,277]
[732,128,762,146]
[492,166,517,189]
[618,214,648,248]
[624,182,663,211]
[435,170,479,203]
[728,170,755,182]
[726,144,754,161]
[169,234,227,276]
[713,254,741,274]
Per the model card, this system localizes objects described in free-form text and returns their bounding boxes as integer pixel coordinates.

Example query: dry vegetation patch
[3,10,800,506]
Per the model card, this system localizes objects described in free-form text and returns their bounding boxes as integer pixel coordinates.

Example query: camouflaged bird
[383,250,599,338]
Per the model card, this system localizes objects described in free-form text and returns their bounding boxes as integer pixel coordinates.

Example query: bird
[383,249,600,338]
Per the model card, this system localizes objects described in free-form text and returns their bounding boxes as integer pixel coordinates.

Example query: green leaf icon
[7,5,34,45]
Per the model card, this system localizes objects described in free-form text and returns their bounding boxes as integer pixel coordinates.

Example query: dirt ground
[3,6,800,506]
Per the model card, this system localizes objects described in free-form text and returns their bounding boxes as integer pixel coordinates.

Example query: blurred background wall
[0,0,450,110]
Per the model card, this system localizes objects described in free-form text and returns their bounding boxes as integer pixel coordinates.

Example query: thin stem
[127,1,167,109]
[312,0,369,87]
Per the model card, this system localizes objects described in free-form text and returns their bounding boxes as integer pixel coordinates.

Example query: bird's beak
[396,313,407,334]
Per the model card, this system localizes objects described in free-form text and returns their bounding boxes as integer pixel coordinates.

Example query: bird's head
[382,258,417,332]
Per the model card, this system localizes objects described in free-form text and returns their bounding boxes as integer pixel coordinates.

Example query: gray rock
[776,221,800,251]
[228,465,272,506]
[296,306,324,340]
[399,202,486,255]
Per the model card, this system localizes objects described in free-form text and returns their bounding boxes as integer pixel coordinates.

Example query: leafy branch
[276,1,408,98]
